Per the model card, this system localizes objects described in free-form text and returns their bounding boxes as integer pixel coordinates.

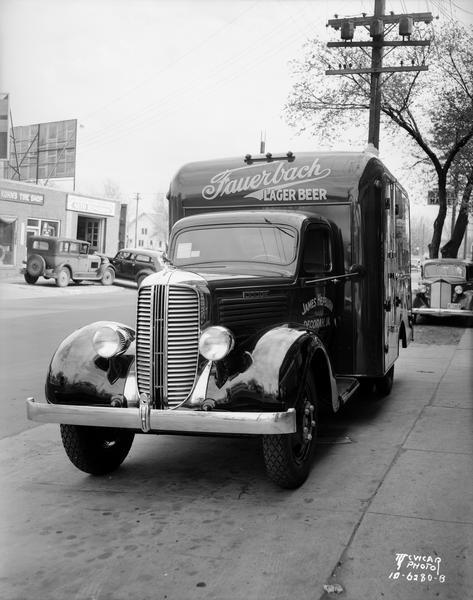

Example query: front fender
[198,325,332,412]
[45,321,136,407]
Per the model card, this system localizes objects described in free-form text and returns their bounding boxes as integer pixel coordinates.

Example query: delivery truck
[27,150,413,488]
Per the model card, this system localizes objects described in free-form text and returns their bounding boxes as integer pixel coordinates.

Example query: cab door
[297,224,340,350]
[384,182,399,367]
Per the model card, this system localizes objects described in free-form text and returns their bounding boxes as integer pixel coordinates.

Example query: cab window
[136,254,151,263]
[80,244,89,255]
[302,227,332,275]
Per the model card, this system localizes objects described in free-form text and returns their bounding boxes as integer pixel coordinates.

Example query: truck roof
[167,150,383,202]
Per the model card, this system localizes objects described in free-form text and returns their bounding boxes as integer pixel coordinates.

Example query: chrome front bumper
[26,397,296,435]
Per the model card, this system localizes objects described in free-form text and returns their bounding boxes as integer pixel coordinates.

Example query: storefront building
[0,179,121,277]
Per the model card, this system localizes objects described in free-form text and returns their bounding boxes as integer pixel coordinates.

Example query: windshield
[171,225,297,267]
[424,263,465,280]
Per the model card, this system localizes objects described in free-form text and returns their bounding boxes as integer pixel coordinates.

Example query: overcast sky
[1,0,472,214]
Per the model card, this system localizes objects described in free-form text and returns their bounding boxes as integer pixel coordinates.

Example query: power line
[450,0,473,15]
[79,25,306,152]
[80,16,295,148]
[80,1,260,123]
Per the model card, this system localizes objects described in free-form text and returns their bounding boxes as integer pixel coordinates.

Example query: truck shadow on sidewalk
[72,394,389,496]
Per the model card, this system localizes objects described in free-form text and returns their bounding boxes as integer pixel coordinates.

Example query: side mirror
[159,250,173,268]
[348,264,366,278]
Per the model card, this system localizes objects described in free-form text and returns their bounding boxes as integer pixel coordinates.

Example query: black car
[109,248,162,286]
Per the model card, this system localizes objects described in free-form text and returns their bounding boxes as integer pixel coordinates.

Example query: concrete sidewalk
[322,328,473,599]
[0,331,471,600]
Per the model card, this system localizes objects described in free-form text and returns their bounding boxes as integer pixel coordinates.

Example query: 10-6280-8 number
[388,572,446,583]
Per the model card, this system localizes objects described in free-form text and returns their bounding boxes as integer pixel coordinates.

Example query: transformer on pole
[325,0,433,149]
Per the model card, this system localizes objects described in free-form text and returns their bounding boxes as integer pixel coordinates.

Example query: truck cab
[27,150,413,489]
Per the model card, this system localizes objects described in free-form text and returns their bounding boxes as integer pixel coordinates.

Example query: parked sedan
[109,248,163,286]
[21,236,115,287]
[412,258,473,321]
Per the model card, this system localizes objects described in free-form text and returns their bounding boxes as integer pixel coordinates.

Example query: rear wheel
[24,272,39,285]
[101,267,115,286]
[56,268,70,287]
[262,374,318,489]
[137,273,148,287]
[60,425,134,475]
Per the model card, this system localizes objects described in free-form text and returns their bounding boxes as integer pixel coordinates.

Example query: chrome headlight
[454,285,463,295]
[199,326,234,361]
[92,325,131,358]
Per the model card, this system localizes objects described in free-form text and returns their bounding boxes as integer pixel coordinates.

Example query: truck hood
[141,265,295,290]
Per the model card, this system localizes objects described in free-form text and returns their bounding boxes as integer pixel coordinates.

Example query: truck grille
[218,294,288,338]
[136,284,200,408]
[430,281,452,308]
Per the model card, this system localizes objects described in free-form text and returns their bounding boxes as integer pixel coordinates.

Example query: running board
[336,377,360,404]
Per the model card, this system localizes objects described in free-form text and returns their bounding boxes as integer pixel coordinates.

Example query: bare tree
[102,178,122,200]
[284,21,473,258]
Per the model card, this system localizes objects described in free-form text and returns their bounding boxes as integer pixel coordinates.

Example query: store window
[0,216,17,265]
[26,218,60,238]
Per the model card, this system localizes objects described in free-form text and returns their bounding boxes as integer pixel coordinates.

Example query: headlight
[93,325,130,358]
[454,285,463,294]
[199,326,234,361]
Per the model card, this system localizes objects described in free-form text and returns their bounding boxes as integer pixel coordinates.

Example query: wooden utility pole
[134,192,140,247]
[326,0,433,150]
[368,0,385,148]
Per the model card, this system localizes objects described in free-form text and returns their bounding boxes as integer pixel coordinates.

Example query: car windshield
[424,263,465,280]
[171,225,297,266]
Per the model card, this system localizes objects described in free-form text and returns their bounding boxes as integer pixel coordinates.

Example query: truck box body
[167,150,412,377]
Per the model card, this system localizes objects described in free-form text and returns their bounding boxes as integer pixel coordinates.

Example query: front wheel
[56,268,70,287]
[101,267,115,286]
[24,272,39,285]
[262,374,318,489]
[60,425,134,475]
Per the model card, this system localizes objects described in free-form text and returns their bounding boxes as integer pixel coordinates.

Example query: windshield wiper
[263,217,296,239]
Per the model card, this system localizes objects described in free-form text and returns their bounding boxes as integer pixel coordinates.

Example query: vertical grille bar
[153,284,166,406]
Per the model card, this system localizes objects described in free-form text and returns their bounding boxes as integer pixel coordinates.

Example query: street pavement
[0,277,471,600]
